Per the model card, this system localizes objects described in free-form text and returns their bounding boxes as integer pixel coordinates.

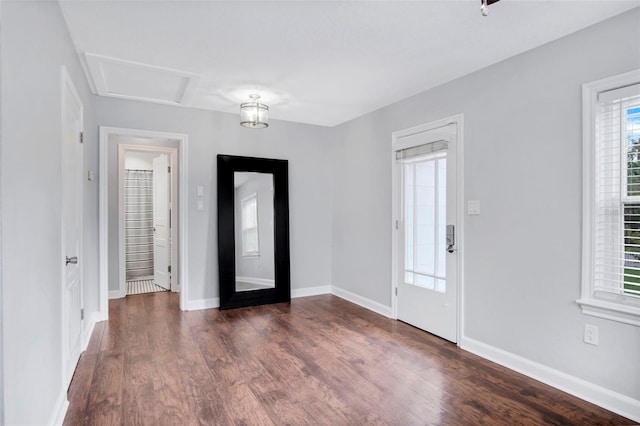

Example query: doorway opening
[118,143,177,298]
[99,127,188,319]
[123,149,174,296]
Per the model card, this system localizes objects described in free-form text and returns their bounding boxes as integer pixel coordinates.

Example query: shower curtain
[125,169,154,280]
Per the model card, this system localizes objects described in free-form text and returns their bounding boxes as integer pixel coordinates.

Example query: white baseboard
[81,317,97,351]
[460,336,640,423]
[186,297,220,311]
[292,285,331,298]
[108,289,125,299]
[50,312,102,426]
[47,386,70,426]
[93,309,108,323]
[331,285,392,318]
[185,287,332,311]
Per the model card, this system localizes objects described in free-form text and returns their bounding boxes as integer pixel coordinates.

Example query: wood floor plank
[85,321,106,355]
[99,298,126,352]
[64,293,633,425]
[64,321,106,424]
[180,310,235,424]
[82,349,125,426]
[64,353,99,425]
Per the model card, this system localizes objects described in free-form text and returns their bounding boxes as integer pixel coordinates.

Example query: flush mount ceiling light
[481,0,500,16]
[240,94,269,128]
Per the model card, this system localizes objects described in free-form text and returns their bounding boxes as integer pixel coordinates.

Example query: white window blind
[241,194,259,256]
[594,84,640,299]
[396,140,448,162]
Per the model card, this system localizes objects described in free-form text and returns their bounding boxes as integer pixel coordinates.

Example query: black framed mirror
[217,154,290,309]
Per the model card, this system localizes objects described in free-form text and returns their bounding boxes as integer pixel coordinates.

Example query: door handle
[66,256,78,265]
[446,225,456,253]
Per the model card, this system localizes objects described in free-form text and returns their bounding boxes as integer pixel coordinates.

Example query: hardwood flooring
[64,293,632,425]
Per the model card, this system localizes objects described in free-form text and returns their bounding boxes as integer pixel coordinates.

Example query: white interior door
[153,153,170,290]
[61,69,83,383]
[394,123,458,343]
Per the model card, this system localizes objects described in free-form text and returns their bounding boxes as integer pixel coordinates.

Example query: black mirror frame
[217,154,291,309]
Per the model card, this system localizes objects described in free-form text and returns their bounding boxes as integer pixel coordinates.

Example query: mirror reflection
[234,172,275,292]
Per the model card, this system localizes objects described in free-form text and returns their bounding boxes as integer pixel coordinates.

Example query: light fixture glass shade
[240,94,269,128]
[481,0,489,16]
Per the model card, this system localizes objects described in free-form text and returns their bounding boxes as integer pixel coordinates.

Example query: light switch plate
[197,199,205,212]
[87,170,95,181]
[467,200,480,215]
[196,185,204,197]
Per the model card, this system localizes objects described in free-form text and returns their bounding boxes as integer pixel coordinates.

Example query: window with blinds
[241,194,259,256]
[594,86,640,298]
[581,70,640,326]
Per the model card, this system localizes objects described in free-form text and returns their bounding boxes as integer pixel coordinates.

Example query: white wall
[94,97,334,303]
[331,7,640,409]
[0,1,97,424]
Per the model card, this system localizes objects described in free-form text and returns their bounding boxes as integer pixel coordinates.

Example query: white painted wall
[331,7,640,408]
[95,98,334,302]
[0,1,97,424]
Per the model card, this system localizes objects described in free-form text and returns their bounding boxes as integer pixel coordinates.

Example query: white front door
[153,153,170,290]
[394,122,459,343]
[61,68,83,384]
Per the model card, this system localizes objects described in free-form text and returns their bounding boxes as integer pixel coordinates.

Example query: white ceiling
[58,1,640,127]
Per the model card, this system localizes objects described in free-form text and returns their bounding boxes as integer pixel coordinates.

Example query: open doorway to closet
[123,149,174,295]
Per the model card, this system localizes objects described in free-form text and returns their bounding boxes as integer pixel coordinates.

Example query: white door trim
[118,145,177,295]
[390,114,465,343]
[60,66,84,386]
[99,127,188,317]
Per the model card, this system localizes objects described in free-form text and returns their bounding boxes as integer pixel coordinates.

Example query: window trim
[579,69,640,327]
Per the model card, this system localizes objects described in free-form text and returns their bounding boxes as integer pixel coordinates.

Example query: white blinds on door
[594,84,640,298]
[396,139,448,162]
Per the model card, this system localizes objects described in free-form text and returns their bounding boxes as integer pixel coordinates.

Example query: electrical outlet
[584,324,599,345]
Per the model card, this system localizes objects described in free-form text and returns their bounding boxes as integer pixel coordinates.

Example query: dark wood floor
[64,292,632,425]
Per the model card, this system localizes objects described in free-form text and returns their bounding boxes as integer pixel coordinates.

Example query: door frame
[118,146,178,295]
[99,127,189,317]
[60,66,84,385]
[390,114,465,343]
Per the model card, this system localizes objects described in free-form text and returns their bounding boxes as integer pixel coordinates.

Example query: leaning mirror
[217,155,290,309]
